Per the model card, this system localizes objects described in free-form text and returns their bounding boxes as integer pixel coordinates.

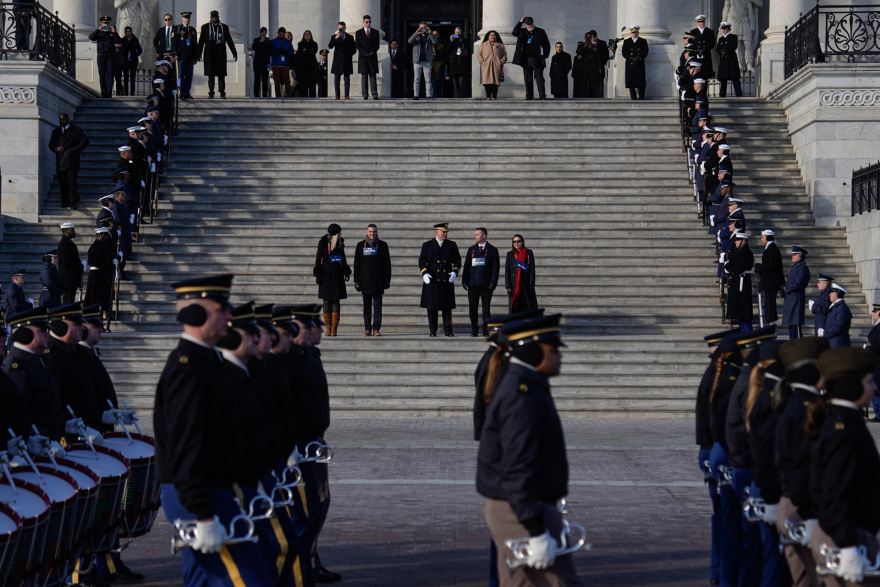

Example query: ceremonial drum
[0,477,50,586]
[10,466,78,586]
[0,503,23,586]
[33,457,101,555]
[65,446,130,555]
[102,433,159,538]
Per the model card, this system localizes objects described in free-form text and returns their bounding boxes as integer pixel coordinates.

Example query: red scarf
[512,248,528,308]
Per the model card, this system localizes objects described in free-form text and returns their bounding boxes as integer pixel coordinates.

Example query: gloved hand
[525,531,557,570]
[173,89,178,97]
[286,449,304,467]
[118,410,138,425]
[192,516,225,554]
[102,408,122,426]
[113,258,119,266]
[818,328,825,337]
[758,502,779,525]
[423,274,431,285]
[26,434,49,456]
[48,441,66,458]
[7,436,26,456]
[84,427,104,445]
[130,214,135,224]
[837,546,866,583]
[462,283,468,291]
[808,300,815,311]
[799,518,818,548]
[27,298,34,305]
[354,282,361,292]
[449,271,457,283]
[710,215,715,226]
[151,162,156,172]
[81,260,87,271]
[140,180,145,188]
[65,417,85,436]
[118,251,123,259]
[719,253,726,264]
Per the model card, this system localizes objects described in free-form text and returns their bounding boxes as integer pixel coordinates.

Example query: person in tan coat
[478,31,507,100]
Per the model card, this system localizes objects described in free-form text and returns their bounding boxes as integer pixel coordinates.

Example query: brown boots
[331,313,340,336]
[324,313,332,335]
[325,312,341,336]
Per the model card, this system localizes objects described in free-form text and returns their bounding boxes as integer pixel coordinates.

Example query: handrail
[0,3,76,76]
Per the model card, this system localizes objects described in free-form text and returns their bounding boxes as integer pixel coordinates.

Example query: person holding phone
[89,16,121,98]
[408,21,438,100]
[506,235,538,312]
[251,27,275,98]
[446,28,468,98]
[329,21,357,99]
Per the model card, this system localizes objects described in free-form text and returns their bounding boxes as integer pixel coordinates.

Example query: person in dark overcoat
[251,27,275,98]
[295,31,319,97]
[505,234,538,313]
[328,22,357,99]
[782,246,811,339]
[389,40,408,98]
[689,15,716,79]
[85,228,115,315]
[353,224,392,336]
[48,113,89,210]
[622,26,649,100]
[462,228,500,337]
[590,31,610,96]
[866,305,880,421]
[446,29,469,98]
[78,306,118,423]
[119,27,142,96]
[824,285,852,348]
[715,23,741,97]
[549,43,571,98]
[810,274,832,337]
[355,16,380,100]
[57,223,82,305]
[511,17,551,100]
[576,35,603,98]
[313,224,351,336]
[318,49,330,97]
[39,250,63,309]
[197,10,237,98]
[723,232,754,332]
[571,42,586,98]
[419,223,461,336]
[4,269,33,324]
[754,230,784,326]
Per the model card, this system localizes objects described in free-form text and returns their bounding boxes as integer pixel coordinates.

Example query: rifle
[110,237,121,332]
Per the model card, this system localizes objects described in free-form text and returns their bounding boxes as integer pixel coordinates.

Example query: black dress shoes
[313,566,342,583]
[445,332,454,337]
[429,332,437,337]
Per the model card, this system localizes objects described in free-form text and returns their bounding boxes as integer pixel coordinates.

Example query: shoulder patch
[179,356,189,364]
[518,383,529,392]
[835,422,845,430]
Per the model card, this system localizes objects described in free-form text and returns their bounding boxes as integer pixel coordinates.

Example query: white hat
[155,60,169,66]
[687,61,701,67]
[733,232,749,240]
[693,78,706,83]
[721,21,732,28]
[830,283,848,294]
[719,144,731,151]
[153,78,165,84]
[696,14,707,21]
[95,227,110,235]
[714,127,729,133]
[138,117,151,124]
[98,194,114,202]
[761,229,775,236]
[118,145,131,152]
[127,126,145,133]
[728,198,743,204]
[629,25,640,32]
[60,222,75,229]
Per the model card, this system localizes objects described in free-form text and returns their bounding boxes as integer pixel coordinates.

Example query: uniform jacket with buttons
[3,281,32,321]
[3,346,64,440]
[811,287,831,331]
[782,261,811,327]
[39,262,63,309]
[824,300,852,348]
[419,238,461,311]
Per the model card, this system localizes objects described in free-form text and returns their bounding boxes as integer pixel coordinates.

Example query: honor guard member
[622,26,649,100]
[4,269,33,332]
[723,232,754,332]
[463,227,501,337]
[58,222,84,305]
[782,246,810,339]
[353,224,392,336]
[318,49,330,97]
[173,12,199,100]
[823,283,852,348]
[0,309,32,440]
[78,304,119,428]
[89,16,121,98]
[755,230,784,326]
[690,15,716,78]
[866,305,880,422]
[38,251,63,310]
[716,22,742,96]
[717,210,743,279]
[419,223,462,337]
[477,314,579,586]
[809,274,833,337]
[113,188,134,271]
[154,274,276,587]
[84,227,116,316]
[2,307,65,440]
[96,193,117,228]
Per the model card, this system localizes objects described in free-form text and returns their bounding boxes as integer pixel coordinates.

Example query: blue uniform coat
[811,288,831,334]
[3,281,32,321]
[782,261,810,327]
[39,262,63,308]
[824,300,852,348]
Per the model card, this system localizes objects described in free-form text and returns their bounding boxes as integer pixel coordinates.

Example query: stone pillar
[339,0,390,96]
[197,0,240,38]
[56,0,99,90]
[612,0,678,98]
[758,0,814,95]
[191,0,248,96]
[472,0,522,98]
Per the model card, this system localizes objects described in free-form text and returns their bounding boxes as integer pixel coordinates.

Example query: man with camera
[408,22,438,100]
[89,16,121,98]
[329,21,357,100]
[512,17,550,100]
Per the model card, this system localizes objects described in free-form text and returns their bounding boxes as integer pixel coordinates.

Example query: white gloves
[48,441,67,458]
[119,410,138,425]
[84,427,104,445]
[286,449,304,467]
[818,328,825,337]
[27,298,34,305]
[151,162,156,173]
[118,251,123,259]
[65,417,85,435]
[800,519,818,548]
[808,300,815,311]
[140,180,145,188]
[113,259,119,266]
[192,516,225,554]
[758,503,778,525]
[525,532,557,569]
[6,436,26,456]
[449,271,457,283]
[80,260,87,271]
[25,434,48,455]
[130,214,135,224]
[173,89,178,97]
[837,546,867,583]
[719,253,726,264]
[117,230,122,236]
[101,408,122,425]
[423,274,431,284]
[710,215,715,226]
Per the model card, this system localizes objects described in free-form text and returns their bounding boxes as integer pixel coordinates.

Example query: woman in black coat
[119,28,142,96]
[505,234,537,312]
[445,28,468,98]
[313,223,351,337]
[295,31,319,97]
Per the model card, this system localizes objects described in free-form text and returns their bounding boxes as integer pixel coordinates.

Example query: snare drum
[102,433,159,538]
[65,446,130,556]
[0,477,50,585]
[0,502,23,587]
[10,466,78,586]
[33,457,101,554]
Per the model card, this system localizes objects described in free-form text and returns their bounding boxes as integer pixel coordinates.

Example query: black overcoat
[48,123,89,172]
[716,33,741,79]
[446,38,469,76]
[84,239,114,312]
[197,22,237,77]
[419,238,461,311]
[313,235,351,300]
[757,241,784,292]
[77,344,118,433]
[353,239,391,295]
[622,37,649,88]
[57,234,81,289]
[355,28,380,74]
[505,249,538,312]
[689,27,716,78]
[511,22,550,67]
[724,243,754,323]
[45,337,100,430]
[328,33,356,75]
[549,52,571,95]
[3,347,64,440]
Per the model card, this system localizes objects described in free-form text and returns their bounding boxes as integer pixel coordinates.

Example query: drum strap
[269,516,288,574]
[298,486,309,516]
[219,547,247,587]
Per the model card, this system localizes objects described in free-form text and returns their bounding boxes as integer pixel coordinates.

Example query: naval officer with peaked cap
[420,223,462,336]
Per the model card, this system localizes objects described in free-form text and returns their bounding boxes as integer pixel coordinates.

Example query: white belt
[740,271,751,289]
[89,266,100,271]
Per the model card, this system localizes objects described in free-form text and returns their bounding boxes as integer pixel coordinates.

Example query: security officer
[755,229,784,326]
[89,16,121,98]
[622,25,649,100]
[155,274,275,587]
[318,49,330,97]
[38,250,63,310]
[419,223,462,337]
[809,273,832,337]
[782,246,811,339]
[823,283,852,348]
[173,12,199,100]
[4,269,33,328]
[58,222,83,304]
[477,314,579,586]
[715,22,741,96]
[84,227,116,315]
[723,231,754,332]
[463,227,501,337]
[2,306,65,440]
[689,15,716,79]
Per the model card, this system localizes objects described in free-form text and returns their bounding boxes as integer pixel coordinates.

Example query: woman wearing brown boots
[313,223,351,336]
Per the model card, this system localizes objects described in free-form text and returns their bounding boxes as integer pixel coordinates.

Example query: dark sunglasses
[364,20,371,23]
[164,17,172,21]
[512,240,523,244]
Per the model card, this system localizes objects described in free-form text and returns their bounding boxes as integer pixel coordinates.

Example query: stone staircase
[0,98,870,417]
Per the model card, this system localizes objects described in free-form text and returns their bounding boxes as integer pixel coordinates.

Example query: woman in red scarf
[505,234,538,312]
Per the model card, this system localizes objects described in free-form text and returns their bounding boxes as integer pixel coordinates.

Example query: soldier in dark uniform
[113,188,134,272]
[823,283,852,348]
[715,22,741,96]
[58,222,83,304]
[866,305,880,422]
[172,12,198,100]
[318,49,330,97]
[723,232,754,332]
[477,314,578,586]
[689,15,716,79]
[353,223,392,336]
[0,309,32,440]
[419,223,462,336]
[810,274,832,337]
[622,26,648,100]
[4,269,33,330]
[155,274,275,587]
[89,16,121,98]
[85,227,116,315]
[755,229,784,326]
[95,194,115,232]
[2,307,65,440]
[783,246,811,339]
[463,228,501,337]
[77,304,118,428]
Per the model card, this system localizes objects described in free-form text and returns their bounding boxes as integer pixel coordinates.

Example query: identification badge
[329,255,342,263]
[527,37,532,43]
[186,38,191,46]
[362,247,377,256]
[472,257,486,266]
[457,48,462,55]
[516,261,529,272]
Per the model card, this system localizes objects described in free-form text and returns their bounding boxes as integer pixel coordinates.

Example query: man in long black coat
[389,40,408,98]
[419,223,461,337]
[58,223,83,304]
[755,230,784,326]
[78,305,117,430]
[512,17,551,100]
[353,224,391,336]
[622,26,649,100]
[590,31,610,96]
[689,15,716,79]
[45,303,101,430]
[462,228,500,337]
[355,16,380,100]
[197,10,237,98]
[329,23,357,99]
[85,228,115,315]
[724,232,754,332]
[48,113,89,210]
[716,22,741,97]
[549,43,571,99]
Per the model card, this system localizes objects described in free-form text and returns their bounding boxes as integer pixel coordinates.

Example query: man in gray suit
[356,15,381,100]
[408,21,438,100]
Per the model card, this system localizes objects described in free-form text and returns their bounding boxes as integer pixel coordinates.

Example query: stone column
[472,0,522,98]
[612,0,677,97]
[191,0,247,96]
[627,0,672,45]
[197,0,240,38]
[55,0,99,90]
[758,0,814,95]
[339,0,390,96]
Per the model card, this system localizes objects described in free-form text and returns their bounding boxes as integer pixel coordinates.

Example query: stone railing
[0,3,76,76]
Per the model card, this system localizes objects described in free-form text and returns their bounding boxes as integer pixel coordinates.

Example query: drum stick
[107,399,134,441]
[0,454,17,494]
[121,400,143,435]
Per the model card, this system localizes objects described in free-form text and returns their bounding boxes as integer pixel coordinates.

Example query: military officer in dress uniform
[723,231,754,332]
[84,227,116,317]
[173,12,198,100]
[477,314,579,586]
[823,283,852,348]
[782,246,811,339]
[689,15,716,79]
[0,309,31,440]
[318,49,330,97]
[58,222,84,304]
[809,274,832,337]
[420,223,462,337]
[715,22,741,96]
[39,250,63,309]
[4,269,33,333]
[77,304,118,428]
[622,26,648,100]
[755,229,784,326]
[154,274,276,587]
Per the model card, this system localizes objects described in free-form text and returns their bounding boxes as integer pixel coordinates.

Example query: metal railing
[0,3,75,76]
[852,160,880,215]
[785,2,880,79]
[706,73,757,97]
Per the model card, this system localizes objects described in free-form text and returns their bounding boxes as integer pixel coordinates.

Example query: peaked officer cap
[95,227,110,235]
[704,329,735,346]
[718,334,740,353]
[687,60,702,67]
[502,314,566,348]
[172,274,234,305]
[8,306,48,328]
[127,126,146,133]
[82,303,104,327]
[288,304,317,326]
[873,305,880,313]
[155,60,170,66]
[791,246,808,256]
[10,268,26,276]
[758,340,782,362]
[830,283,847,295]
[728,210,745,220]
[780,337,829,367]
[42,249,58,257]
[817,273,832,282]
[228,302,260,335]
[99,194,115,202]
[714,127,729,133]
[309,303,326,326]
[721,21,732,28]
[181,11,192,17]
[486,308,545,330]
[728,197,742,204]
[696,14,707,21]
[732,231,749,240]
[433,223,449,232]
[684,33,696,39]
[254,304,274,321]
[100,15,112,23]
[734,325,775,349]
[629,25,640,32]
[819,347,876,379]
[49,302,84,324]
[271,305,301,335]
[320,49,329,56]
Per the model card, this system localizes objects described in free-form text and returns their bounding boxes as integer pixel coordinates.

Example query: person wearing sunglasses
[356,15,380,100]
[506,235,538,312]
[153,14,175,61]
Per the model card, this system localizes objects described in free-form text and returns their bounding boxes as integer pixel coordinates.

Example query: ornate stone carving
[0,87,37,103]
[819,90,880,107]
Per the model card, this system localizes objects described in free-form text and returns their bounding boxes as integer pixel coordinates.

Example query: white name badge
[363,247,377,256]
[457,48,462,55]
[472,258,486,266]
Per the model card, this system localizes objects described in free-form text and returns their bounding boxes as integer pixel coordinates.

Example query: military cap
[118,145,131,152]
[320,49,329,56]
[42,249,58,257]
[60,222,75,230]
[153,78,165,84]
[95,227,111,235]
[629,25,640,32]
[684,43,697,50]
[82,304,104,327]
[718,335,740,353]
[155,60,170,67]
[727,197,742,205]
[172,274,233,305]
[758,339,782,362]
[684,33,696,39]
[819,347,876,379]
[127,126,146,133]
[780,336,829,367]
[719,144,731,151]
[873,304,880,313]
[734,325,775,348]
[698,114,709,120]
[791,246,808,256]
[113,187,127,195]
[271,305,301,334]
[522,16,534,25]
[100,15,112,23]
[10,268,26,276]
[830,283,847,296]
[486,308,545,331]
[288,304,317,327]
[180,11,192,17]
[327,223,342,236]
[210,10,219,17]
[704,329,735,346]
[144,105,158,113]
[687,60,702,67]
[98,194,115,203]
[693,78,706,84]
[702,126,714,133]
[720,21,732,28]
[8,306,48,328]
[817,273,832,282]
[761,229,775,236]
[49,302,84,324]
[696,14,707,21]
[112,167,129,178]
[732,231,749,241]
[502,313,566,348]
[228,302,260,335]
[309,303,326,326]
[714,126,730,134]
[138,117,151,124]
[433,222,449,232]
[254,304,278,334]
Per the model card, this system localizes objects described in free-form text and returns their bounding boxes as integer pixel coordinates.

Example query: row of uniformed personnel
[696,324,880,586]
